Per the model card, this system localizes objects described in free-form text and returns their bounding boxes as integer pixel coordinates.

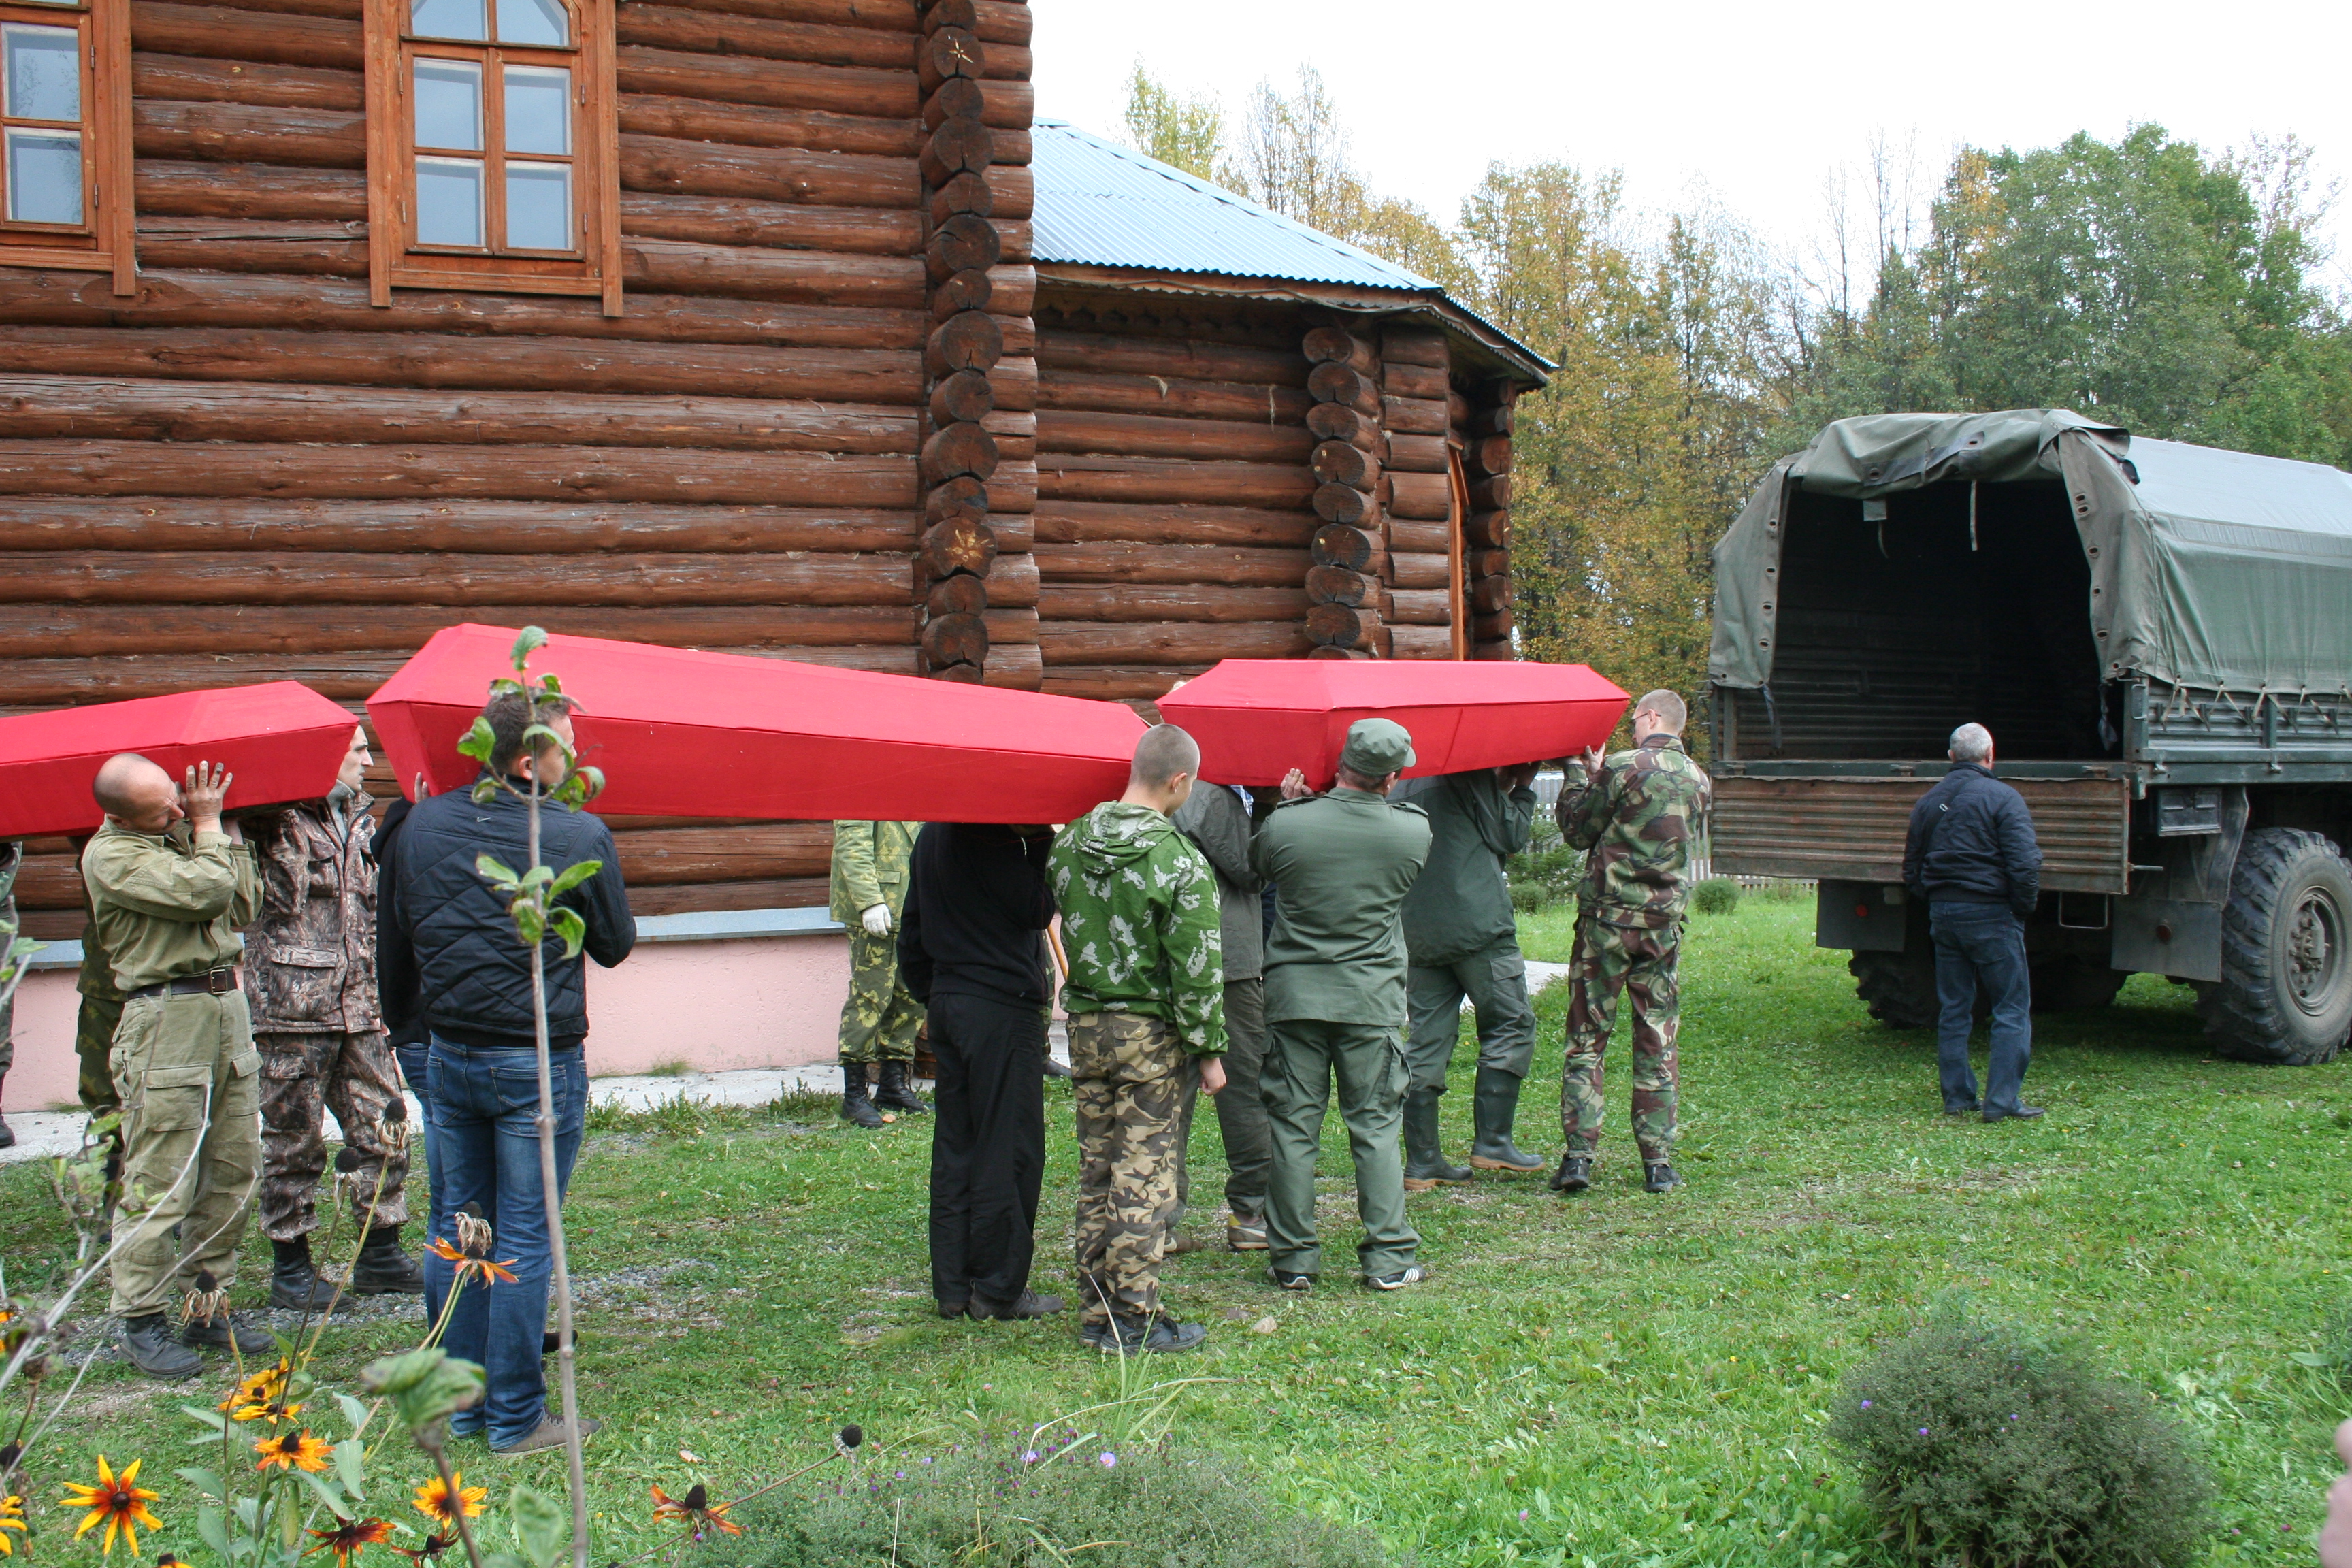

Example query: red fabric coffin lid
[0,683,359,839]
[1156,659,1631,788]
[367,625,1148,823]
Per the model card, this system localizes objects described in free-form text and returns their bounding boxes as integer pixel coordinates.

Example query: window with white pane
[0,0,133,285]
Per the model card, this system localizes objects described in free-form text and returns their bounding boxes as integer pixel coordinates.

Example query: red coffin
[367,625,1148,823]
[0,683,359,840]
[1156,659,1631,788]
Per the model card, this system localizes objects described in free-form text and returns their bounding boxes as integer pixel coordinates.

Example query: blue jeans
[1929,902,2033,1114]
[422,1036,587,1447]
[394,1041,436,1177]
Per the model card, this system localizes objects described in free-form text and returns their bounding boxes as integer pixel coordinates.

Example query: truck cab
[1706,410,2352,1064]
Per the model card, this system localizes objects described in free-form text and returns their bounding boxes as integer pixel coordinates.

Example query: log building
[0,1,1542,1092]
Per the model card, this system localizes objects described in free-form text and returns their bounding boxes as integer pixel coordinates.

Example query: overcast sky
[1029,1,2352,296]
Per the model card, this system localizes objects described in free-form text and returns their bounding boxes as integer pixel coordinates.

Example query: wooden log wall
[1462,377,1517,659]
[0,0,1039,934]
[1375,322,1456,660]
[1031,300,1315,704]
[1301,323,1382,659]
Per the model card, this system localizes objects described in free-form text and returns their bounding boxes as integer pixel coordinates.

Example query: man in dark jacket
[382,690,635,1454]
[898,821,1060,1322]
[1903,722,2044,1123]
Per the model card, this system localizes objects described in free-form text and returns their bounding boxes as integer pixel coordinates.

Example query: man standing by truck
[1902,723,2044,1122]
[1552,691,1711,1196]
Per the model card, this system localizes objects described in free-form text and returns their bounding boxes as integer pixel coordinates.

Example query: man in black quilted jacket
[1903,722,2043,1123]
[382,689,634,1454]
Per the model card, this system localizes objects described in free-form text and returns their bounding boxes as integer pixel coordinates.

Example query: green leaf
[333,1437,366,1498]
[546,861,600,898]
[178,1466,229,1503]
[521,864,555,890]
[359,1348,485,1433]
[182,1403,229,1431]
[2291,1351,2334,1368]
[514,902,546,947]
[197,1502,233,1558]
[293,1465,348,1520]
[506,1483,570,1568]
[476,854,520,886]
[510,625,549,668]
[519,724,570,753]
[471,779,503,805]
[549,907,586,960]
[337,1392,370,1435]
[456,717,497,764]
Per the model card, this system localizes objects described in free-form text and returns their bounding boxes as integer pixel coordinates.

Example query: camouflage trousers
[836,929,924,1065]
[257,1030,411,1243]
[1068,1012,1187,1327]
[1561,914,1682,1164]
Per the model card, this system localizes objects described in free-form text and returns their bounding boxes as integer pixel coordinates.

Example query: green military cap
[1339,717,1416,776]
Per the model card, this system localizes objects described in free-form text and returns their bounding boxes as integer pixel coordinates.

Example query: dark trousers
[1173,976,1269,1225]
[422,1035,587,1448]
[926,991,1046,1308]
[1929,902,2033,1113]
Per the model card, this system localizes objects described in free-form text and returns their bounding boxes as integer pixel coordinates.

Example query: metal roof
[1030,120,1439,292]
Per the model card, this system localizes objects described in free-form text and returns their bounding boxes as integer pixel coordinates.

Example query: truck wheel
[1850,949,1940,1029]
[2029,959,2127,1013]
[2195,828,2352,1066]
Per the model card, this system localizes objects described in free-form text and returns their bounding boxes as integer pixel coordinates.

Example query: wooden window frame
[363,0,621,314]
[0,0,133,292]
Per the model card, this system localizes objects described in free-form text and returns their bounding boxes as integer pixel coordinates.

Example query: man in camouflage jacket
[1552,690,1712,1195]
[828,820,928,1126]
[242,726,422,1307]
[1047,725,1226,1356]
[0,838,18,1147]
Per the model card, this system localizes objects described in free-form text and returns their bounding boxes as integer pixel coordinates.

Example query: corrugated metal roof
[1030,121,1438,292]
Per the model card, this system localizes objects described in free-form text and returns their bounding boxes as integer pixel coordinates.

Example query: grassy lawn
[7,890,2349,1565]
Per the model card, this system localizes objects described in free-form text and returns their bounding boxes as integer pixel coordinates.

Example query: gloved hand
[860,903,893,937]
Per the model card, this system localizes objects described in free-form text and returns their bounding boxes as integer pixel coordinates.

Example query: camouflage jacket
[828,820,919,923]
[242,789,382,1034]
[1556,735,1712,930]
[1047,802,1226,1056]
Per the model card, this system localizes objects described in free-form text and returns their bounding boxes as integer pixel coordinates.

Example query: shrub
[730,1436,1397,1568]
[1508,810,1583,913]
[1692,877,1741,915]
[1829,1314,2212,1568]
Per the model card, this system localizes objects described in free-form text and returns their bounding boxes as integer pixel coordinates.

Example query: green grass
[7,896,2349,1566]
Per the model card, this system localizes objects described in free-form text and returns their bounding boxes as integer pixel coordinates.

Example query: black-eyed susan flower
[60,1456,161,1557]
[221,1358,304,1424]
[255,1431,333,1475]
[410,1474,485,1528]
[305,1517,393,1568]
[1,1491,25,1557]
[387,1533,454,1565]
[649,1485,739,1541]
[423,1240,517,1290]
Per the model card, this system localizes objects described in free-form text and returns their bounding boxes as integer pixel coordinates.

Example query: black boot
[1400,1090,1469,1192]
[1644,1162,1683,1194]
[1549,1154,1592,1193]
[352,1225,425,1295]
[838,1064,885,1129]
[1468,1068,1546,1173]
[0,1075,14,1149]
[874,1060,929,1115]
[270,1236,342,1311]
[183,1312,276,1354]
[118,1313,201,1379]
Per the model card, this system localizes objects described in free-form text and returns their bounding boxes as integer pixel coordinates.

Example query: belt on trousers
[127,965,241,1002]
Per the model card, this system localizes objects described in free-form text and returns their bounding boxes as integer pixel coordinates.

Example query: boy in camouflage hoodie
[1047,725,1228,1356]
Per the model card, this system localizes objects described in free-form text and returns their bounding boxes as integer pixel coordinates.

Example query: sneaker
[1365,1267,1426,1292]
[1267,1267,1313,1292]
[1548,1155,1592,1193]
[1643,1163,1683,1194]
[968,1289,1064,1320]
[1226,1215,1269,1252]
[491,1414,602,1456]
[118,1313,202,1380]
[182,1313,276,1355]
[1098,1315,1206,1354]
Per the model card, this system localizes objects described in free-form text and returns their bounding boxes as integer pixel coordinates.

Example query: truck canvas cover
[1710,409,2352,697]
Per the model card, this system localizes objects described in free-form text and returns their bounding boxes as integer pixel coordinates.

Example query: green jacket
[82,821,261,993]
[1395,770,1536,965]
[1556,734,1713,929]
[1252,787,1432,1026]
[829,820,921,923]
[1047,802,1226,1055]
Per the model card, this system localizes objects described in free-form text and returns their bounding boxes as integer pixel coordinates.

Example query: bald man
[82,753,272,1379]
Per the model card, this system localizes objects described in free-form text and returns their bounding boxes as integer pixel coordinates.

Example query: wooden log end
[1309,522,1376,572]
[1309,481,1373,526]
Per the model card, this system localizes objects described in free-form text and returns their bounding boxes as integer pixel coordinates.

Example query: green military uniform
[830,821,925,1065]
[78,892,127,1116]
[1252,723,1433,1283]
[1395,770,1541,1180]
[1170,781,1270,1238]
[1555,733,1712,1166]
[82,820,265,1319]
[1048,801,1224,1334]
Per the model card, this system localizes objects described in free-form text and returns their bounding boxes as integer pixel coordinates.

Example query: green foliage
[739,1438,1395,1568]
[361,1347,487,1438]
[1829,1312,2213,1567]
[1693,877,1742,915]
[1120,62,1222,184]
[1505,804,1581,912]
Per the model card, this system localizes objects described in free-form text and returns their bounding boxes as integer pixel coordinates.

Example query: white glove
[860,903,893,937]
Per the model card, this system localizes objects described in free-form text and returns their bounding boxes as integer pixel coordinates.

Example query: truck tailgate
[1712,775,2131,894]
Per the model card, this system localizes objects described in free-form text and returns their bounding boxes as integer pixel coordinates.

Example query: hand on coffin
[1198,1056,1228,1096]
[860,903,893,938]
[184,762,234,836]
[1579,747,1605,781]
[1279,768,1314,801]
[1500,762,1539,792]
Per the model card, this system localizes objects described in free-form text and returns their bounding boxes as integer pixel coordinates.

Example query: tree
[1120,62,1222,183]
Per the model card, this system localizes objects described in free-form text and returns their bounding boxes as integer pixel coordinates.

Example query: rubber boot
[838,1064,885,1129]
[270,1236,342,1311]
[873,1060,929,1115]
[1400,1090,1470,1192]
[1467,1067,1546,1173]
[351,1224,426,1295]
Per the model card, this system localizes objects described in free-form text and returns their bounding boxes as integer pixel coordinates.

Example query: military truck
[1706,410,2352,1064]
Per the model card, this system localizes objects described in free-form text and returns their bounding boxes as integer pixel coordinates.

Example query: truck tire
[1850,949,1939,1029]
[2195,828,2352,1066]
[2029,958,2128,1013]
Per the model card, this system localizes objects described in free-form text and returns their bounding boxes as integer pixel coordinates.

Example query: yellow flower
[221,1358,295,1418]
[1,1493,26,1558]
[60,1457,161,1557]
[411,1474,487,1526]
[306,1517,393,1568]
[255,1431,334,1475]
